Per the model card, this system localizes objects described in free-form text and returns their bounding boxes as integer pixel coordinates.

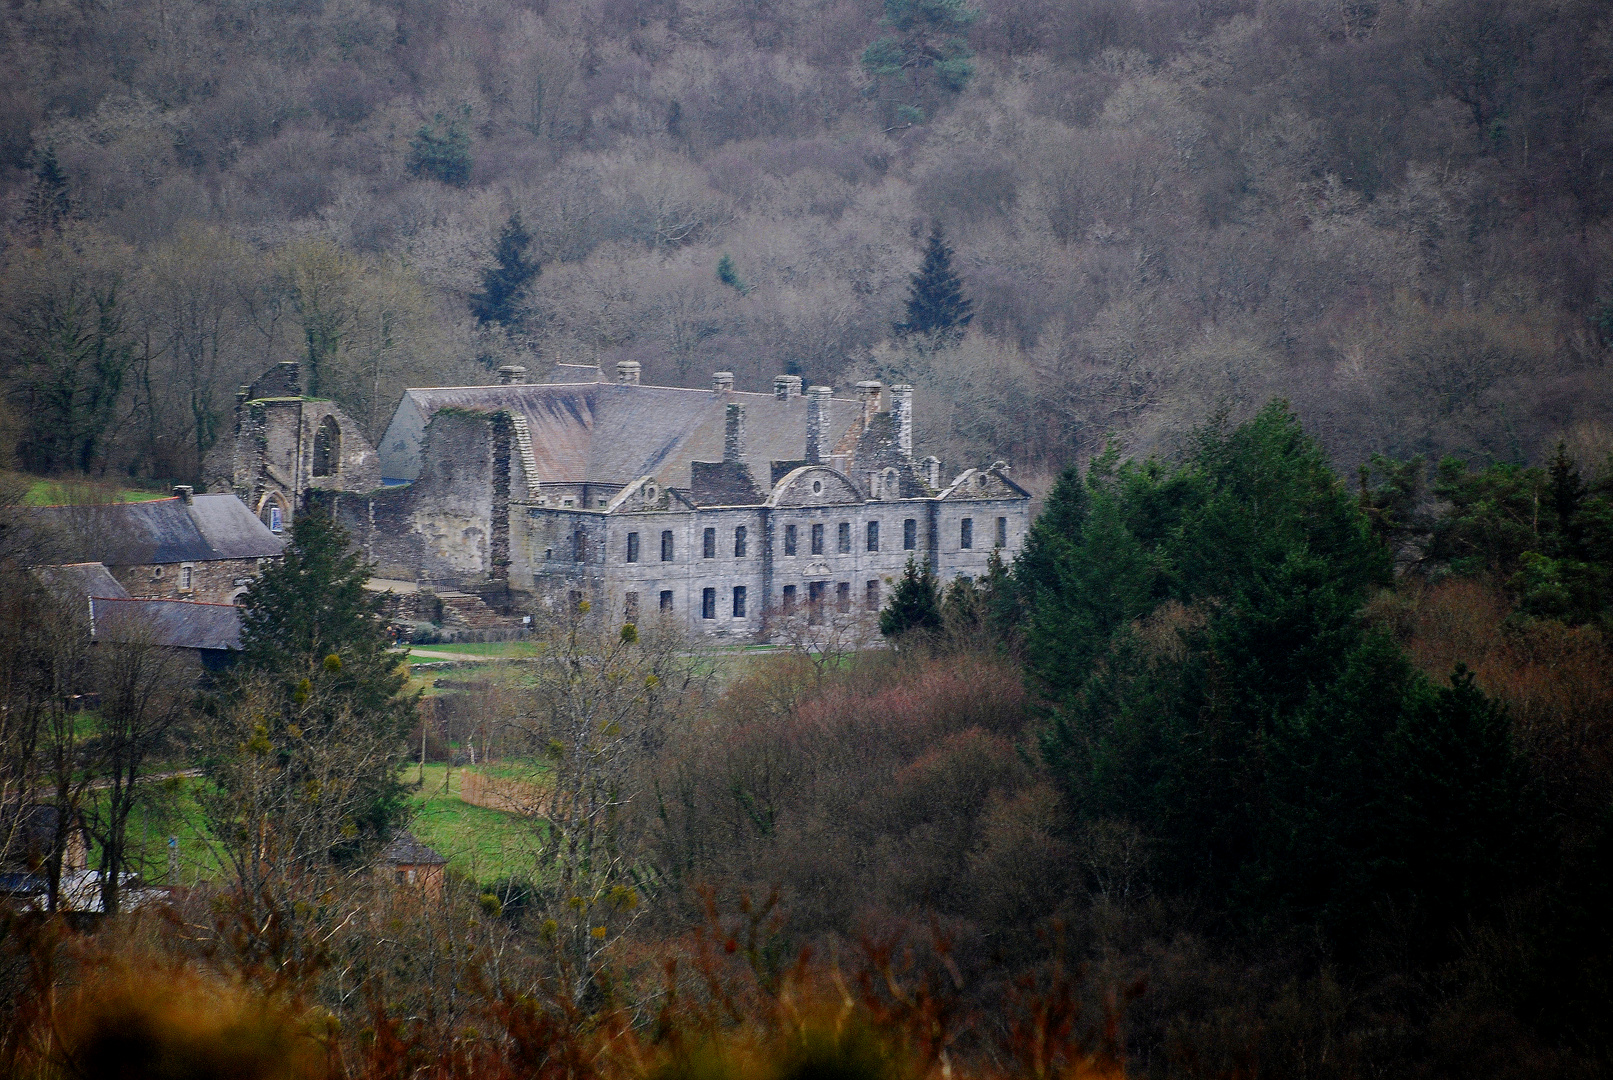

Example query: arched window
[312,415,340,477]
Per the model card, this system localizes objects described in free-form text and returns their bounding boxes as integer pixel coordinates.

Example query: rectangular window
[573,528,587,562]
[268,506,283,533]
[179,564,194,592]
[701,588,716,619]
[626,532,639,563]
[903,518,917,550]
[703,527,716,559]
[960,518,973,549]
[784,524,797,556]
[807,581,826,624]
[866,580,880,610]
[811,523,824,555]
[866,521,879,552]
[659,590,673,612]
[661,530,674,561]
[732,586,747,618]
[996,516,1008,548]
[625,591,640,622]
[835,581,850,613]
[837,522,851,553]
[782,584,797,613]
[734,525,747,557]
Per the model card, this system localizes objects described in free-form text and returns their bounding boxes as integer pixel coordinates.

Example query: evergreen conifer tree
[470,212,541,330]
[895,224,973,343]
[226,505,418,854]
[880,555,943,639]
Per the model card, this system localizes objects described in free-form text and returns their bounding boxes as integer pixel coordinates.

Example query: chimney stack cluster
[774,375,802,401]
[497,365,527,385]
[856,380,883,427]
[713,371,734,392]
[616,360,640,385]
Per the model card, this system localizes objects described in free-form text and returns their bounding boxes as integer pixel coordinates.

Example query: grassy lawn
[22,479,170,505]
[408,763,541,884]
[96,776,229,887]
[404,640,539,658]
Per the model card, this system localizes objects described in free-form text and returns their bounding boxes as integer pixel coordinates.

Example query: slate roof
[26,494,284,566]
[90,597,242,651]
[32,562,130,602]
[380,381,861,492]
[379,831,447,866]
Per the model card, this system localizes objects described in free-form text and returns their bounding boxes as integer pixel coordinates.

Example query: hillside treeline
[4,407,1611,1079]
[3,0,1612,484]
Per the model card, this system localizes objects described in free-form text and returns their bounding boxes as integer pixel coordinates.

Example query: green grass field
[408,763,541,884]
[22,479,170,505]
[406,641,540,658]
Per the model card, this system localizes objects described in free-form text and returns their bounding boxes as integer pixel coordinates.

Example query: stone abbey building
[213,360,1031,640]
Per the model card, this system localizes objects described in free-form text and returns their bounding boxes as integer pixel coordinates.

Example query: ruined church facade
[217,360,1031,640]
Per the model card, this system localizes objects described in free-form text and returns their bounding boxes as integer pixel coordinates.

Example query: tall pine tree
[470,212,541,331]
[895,223,972,343]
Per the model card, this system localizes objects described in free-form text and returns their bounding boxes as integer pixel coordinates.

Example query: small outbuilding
[377,831,448,896]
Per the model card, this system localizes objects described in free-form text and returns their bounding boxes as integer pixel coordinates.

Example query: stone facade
[110,555,269,605]
[273,360,1031,641]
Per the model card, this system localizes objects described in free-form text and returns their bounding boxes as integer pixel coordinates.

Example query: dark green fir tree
[880,554,943,639]
[895,224,973,343]
[470,212,541,330]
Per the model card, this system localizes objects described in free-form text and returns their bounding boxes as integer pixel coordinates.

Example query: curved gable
[766,466,864,508]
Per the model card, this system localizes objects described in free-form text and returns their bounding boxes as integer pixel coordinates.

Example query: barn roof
[90,597,242,652]
[26,495,283,566]
[379,831,448,866]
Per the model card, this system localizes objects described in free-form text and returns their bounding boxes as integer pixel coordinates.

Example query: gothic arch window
[312,415,340,477]
[260,494,288,533]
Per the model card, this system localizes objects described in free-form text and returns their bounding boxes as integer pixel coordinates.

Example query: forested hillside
[2,0,1610,484]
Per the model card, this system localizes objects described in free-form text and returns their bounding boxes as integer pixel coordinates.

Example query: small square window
[960,518,973,549]
[626,532,639,563]
[866,521,879,552]
[811,523,824,556]
[784,524,797,556]
[732,586,747,618]
[701,588,716,620]
[903,518,917,550]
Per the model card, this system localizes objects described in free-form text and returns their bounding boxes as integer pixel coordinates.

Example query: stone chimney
[497,365,527,385]
[856,380,883,427]
[773,374,802,401]
[889,384,913,459]
[616,360,641,385]
[724,402,745,463]
[713,371,734,392]
[173,485,193,504]
[805,386,832,465]
[921,455,942,490]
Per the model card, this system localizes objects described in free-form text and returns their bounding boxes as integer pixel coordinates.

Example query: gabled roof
[379,831,447,866]
[32,562,130,602]
[90,597,242,651]
[380,381,861,492]
[26,495,284,566]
